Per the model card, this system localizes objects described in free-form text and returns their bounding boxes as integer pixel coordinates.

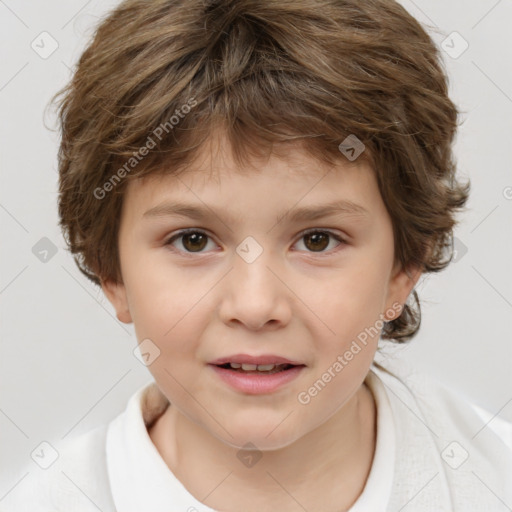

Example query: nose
[217,249,292,331]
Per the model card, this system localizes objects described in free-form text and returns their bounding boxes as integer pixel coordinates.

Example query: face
[102,134,420,451]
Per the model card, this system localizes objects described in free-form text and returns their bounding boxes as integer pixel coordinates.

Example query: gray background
[1,0,511,491]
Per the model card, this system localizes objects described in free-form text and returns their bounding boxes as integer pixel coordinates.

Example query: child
[3,0,511,510]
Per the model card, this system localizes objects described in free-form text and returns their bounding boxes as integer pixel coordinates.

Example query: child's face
[103,134,419,450]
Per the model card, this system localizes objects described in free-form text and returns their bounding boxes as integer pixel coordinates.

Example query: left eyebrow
[275,199,370,224]
[142,199,370,224]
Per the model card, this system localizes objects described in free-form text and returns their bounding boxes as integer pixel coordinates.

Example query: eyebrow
[142,199,370,224]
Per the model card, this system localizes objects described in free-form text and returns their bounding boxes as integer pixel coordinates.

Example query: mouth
[212,362,303,374]
[208,362,306,394]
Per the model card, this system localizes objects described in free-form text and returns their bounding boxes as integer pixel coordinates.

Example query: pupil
[184,233,207,252]
[305,232,328,251]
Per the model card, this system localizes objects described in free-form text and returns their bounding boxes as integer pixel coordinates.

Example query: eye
[164,229,217,254]
[294,229,346,254]
[164,228,347,255]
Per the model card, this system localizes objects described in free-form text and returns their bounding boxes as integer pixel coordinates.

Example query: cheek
[305,260,389,337]
[125,264,204,347]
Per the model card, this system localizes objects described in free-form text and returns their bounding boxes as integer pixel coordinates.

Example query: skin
[102,132,422,511]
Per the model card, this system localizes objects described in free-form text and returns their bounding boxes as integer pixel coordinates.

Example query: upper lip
[209,354,305,366]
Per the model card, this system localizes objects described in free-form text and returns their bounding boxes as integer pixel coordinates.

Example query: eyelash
[164,228,347,257]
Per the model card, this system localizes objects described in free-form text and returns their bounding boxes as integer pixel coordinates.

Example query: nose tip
[219,261,292,331]
[229,315,281,332]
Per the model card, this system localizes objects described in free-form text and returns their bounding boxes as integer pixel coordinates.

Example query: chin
[212,424,304,452]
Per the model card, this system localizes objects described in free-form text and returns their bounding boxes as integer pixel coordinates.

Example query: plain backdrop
[1,0,511,489]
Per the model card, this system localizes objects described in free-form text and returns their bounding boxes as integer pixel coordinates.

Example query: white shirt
[2,359,511,511]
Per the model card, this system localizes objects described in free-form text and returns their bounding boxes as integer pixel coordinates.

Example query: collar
[105,379,216,511]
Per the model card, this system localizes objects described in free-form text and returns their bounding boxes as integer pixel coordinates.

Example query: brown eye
[295,229,345,254]
[166,230,213,253]
[303,232,330,252]
[182,232,208,252]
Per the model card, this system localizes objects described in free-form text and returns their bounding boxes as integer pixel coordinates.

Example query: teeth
[255,364,276,371]
[230,363,278,371]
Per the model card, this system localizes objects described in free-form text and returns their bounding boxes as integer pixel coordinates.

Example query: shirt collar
[106,378,217,511]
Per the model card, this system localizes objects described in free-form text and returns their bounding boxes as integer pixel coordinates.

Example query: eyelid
[299,227,347,242]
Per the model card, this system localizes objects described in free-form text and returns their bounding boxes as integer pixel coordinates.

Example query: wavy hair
[50,0,470,342]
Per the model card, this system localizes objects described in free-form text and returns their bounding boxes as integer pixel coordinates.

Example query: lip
[208,353,305,366]
[208,364,305,394]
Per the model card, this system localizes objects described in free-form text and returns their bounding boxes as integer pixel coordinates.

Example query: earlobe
[101,279,133,324]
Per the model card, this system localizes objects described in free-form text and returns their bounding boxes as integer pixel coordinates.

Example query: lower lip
[209,365,305,394]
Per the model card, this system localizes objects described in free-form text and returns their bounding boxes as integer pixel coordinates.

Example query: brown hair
[50,0,470,342]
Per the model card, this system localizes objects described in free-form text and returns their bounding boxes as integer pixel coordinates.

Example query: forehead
[121,135,383,224]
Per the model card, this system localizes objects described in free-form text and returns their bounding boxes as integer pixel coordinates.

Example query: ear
[101,278,133,324]
[383,261,423,321]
